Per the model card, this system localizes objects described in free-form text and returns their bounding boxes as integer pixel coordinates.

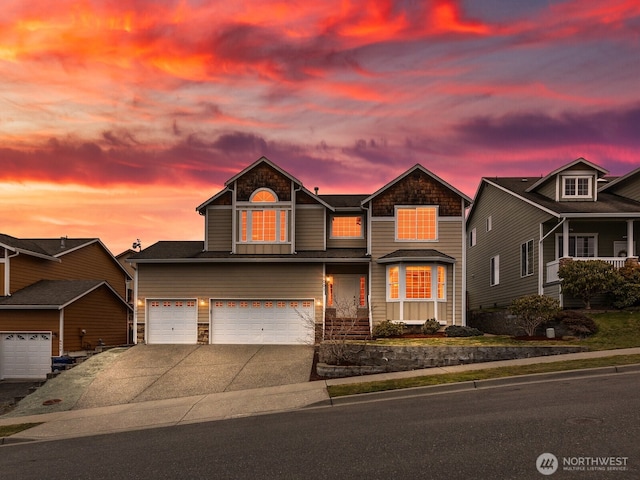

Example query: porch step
[324,317,371,341]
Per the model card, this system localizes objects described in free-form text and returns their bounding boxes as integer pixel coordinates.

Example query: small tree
[558,260,616,309]
[510,295,560,337]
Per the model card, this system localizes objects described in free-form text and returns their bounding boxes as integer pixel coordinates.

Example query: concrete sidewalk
[2,347,640,444]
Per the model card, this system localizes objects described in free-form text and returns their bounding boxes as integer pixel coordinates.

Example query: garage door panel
[1,332,52,380]
[211,299,314,345]
[148,300,197,344]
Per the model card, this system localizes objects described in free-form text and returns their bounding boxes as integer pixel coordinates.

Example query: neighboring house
[0,235,132,379]
[466,158,640,310]
[130,156,471,345]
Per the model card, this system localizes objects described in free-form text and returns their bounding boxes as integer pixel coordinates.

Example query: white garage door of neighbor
[0,332,52,380]
[211,300,314,344]
[148,300,198,344]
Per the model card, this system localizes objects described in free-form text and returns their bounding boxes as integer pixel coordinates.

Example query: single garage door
[211,300,314,344]
[148,300,198,344]
[0,332,52,380]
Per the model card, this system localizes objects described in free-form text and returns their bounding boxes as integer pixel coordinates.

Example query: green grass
[327,354,640,397]
[0,423,42,438]
[327,310,640,397]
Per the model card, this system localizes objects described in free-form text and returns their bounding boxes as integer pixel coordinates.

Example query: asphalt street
[1,371,638,480]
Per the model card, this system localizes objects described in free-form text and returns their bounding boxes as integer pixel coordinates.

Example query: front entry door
[330,274,365,316]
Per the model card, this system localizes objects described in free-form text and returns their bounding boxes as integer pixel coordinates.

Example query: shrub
[555,310,599,337]
[558,260,616,309]
[421,319,441,335]
[373,320,405,338]
[444,325,483,337]
[510,295,561,337]
[610,264,640,309]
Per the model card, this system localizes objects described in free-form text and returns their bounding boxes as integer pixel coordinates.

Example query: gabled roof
[319,194,369,209]
[0,280,131,310]
[361,164,472,206]
[23,238,100,257]
[196,156,334,213]
[525,157,609,193]
[599,166,640,193]
[376,249,456,264]
[0,233,59,261]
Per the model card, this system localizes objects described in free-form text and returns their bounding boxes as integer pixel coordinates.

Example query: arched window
[250,189,277,203]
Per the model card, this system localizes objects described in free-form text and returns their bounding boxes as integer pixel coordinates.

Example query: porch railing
[546,257,629,283]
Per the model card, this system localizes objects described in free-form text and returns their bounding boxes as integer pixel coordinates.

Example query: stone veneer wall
[317,344,588,378]
[198,323,209,344]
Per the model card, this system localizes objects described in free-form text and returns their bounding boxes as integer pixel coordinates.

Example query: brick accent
[371,170,463,217]
[236,163,292,201]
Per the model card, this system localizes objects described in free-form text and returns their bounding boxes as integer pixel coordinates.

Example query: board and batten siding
[0,311,59,355]
[63,286,129,353]
[466,182,552,310]
[136,263,324,326]
[369,217,464,326]
[294,206,325,251]
[205,207,232,252]
[10,243,128,298]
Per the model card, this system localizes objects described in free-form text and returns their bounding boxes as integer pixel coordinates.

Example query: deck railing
[546,257,629,283]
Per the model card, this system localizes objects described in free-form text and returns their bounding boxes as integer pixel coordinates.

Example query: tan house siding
[235,244,291,255]
[611,180,640,202]
[467,183,551,310]
[538,180,556,200]
[206,208,232,252]
[369,217,464,326]
[0,311,59,356]
[295,206,325,251]
[137,263,324,326]
[10,243,128,298]
[63,286,129,353]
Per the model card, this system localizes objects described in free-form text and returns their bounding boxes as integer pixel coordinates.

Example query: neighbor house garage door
[210,300,314,344]
[0,332,52,380]
[147,300,198,344]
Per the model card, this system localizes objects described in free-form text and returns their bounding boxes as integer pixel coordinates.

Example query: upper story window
[239,189,288,243]
[396,206,438,241]
[562,176,592,199]
[331,216,363,238]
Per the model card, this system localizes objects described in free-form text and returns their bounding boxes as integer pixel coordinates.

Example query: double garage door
[147,299,314,345]
[0,332,52,380]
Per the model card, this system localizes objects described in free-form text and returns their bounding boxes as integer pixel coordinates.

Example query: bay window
[387,264,447,301]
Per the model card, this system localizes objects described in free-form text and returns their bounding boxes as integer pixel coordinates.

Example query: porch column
[563,219,570,257]
[628,220,635,257]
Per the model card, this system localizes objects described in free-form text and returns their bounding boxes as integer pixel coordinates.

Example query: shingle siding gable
[236,163,292,201]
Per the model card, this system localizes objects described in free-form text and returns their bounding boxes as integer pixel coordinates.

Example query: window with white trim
[486,216,492,232]
[557,235,596,258]
[395,206,438,241]
[521,239,534,277]
[562,176,592,199]
[490,255,499,286]
[239,188,289,243]
[469,227,477,247]
[386,264,447,301]
[330,215,363,238]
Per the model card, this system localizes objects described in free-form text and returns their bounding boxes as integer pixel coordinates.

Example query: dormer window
[562,176,592,199]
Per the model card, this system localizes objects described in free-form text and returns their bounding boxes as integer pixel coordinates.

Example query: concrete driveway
[4,344,314,417]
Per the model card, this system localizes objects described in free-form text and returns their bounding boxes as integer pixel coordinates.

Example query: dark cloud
[455,103,640,149]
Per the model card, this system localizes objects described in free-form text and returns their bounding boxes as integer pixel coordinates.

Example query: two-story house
[130,157,471,345]
[466,158,640,310]
[0,235,132,379]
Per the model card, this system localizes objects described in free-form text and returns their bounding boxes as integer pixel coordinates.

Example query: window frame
[556,234,598,258]
[395,206,439,242]
[386,263,447,302]
[239,188,290,244]
[329,215,364,239]
[469,227,477,247]
[520,239,534,277]
[486,216,492,232]
[562,175,593,199]
[490,255,500,286]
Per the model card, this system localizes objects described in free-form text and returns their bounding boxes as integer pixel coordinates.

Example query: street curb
[317,363,640,407]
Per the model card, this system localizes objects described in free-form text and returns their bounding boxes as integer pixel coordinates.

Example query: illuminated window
[331,216,363,238]
[359,276,366,307]
[251,189,277,202]
[406,266,431,299]
[396,207,437,241]
[388,267,399,300]
[239,189,288,243]
[437,266,446,299]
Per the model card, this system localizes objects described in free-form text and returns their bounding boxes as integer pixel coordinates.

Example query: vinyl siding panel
[538,180,556,200]
[10,243,128,298]
[0,311,59,356]
[369,217,464,326]
[295,207,325,251]
[612,179,640,202]
[206,208,232,252]
[467,183,552,310]
[137,263,324,325]
[236,244,291,254]
[63,286,129,353]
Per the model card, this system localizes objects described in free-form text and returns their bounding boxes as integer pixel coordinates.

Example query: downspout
[538,217,566,295]
[4,250,20,296]
[459,198,467,326]
[231,183,237,254]
[133,262,139,345]
[292,184,302,254]
[361,201,373,333]
[452,262,456,326]
[59,310,64,356]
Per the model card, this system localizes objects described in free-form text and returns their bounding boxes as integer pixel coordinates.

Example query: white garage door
[148,300,198,344]
[0,332,52,380]
[211,300,314,345]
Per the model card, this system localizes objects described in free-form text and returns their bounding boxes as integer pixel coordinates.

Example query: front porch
[546,256,634,283]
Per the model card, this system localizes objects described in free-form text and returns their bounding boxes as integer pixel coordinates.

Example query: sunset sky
[2,0,639,255]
